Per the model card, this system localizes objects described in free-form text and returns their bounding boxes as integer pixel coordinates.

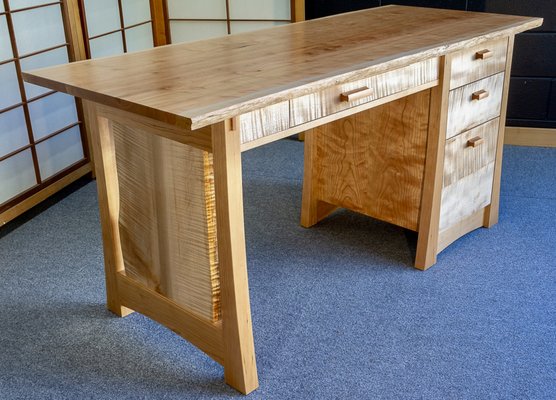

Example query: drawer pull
[472,90,489,101]
[467,136,484,148]
[475,49,493,60]
[340,86,374,102]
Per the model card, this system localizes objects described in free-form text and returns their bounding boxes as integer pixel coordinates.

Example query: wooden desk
[24,6,541,394]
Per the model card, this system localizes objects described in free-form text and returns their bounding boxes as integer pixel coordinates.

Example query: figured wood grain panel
[239,100,290,144]
[23,6,542,130]
[449,37,508,89]
[437,208,486,253]
[291,58,439,126]
[313,90,431,231]
[112,121,220,321]
[443,118,499,187]
[446,72,504,138]
[439,162,495,232]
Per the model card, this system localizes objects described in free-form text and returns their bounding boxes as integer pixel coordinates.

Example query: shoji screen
[0,0,88,220]
[80,0,154,58]
[167,0,301,44]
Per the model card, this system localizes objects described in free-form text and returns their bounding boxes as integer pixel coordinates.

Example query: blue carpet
[0,141,555,399]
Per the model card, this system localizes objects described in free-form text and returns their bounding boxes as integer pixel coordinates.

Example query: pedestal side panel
[112,121,220,321]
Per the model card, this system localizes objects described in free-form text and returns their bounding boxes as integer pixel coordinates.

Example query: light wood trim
[0,163,91,226]
[86,100,133,317]
[505,127,556,147]
[438,208,486,252]
[150,0,168,46]
[414,55,452,270]
[117,272,224,364]
[485,36,514,227]
[291,0,305,22]
[211,119,258,395]
[240,80,438,152]
[96,104,212,152]
[61,0,87,62]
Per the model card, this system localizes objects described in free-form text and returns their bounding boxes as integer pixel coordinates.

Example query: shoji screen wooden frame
[164,0,304,44]
[0,0,91,225]
[1,0,303,225]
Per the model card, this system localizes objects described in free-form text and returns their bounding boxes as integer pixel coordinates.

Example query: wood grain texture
[439,162,495,232]
[443,118,499,188]
[291,58,439,126]
[239,100,290,144]
[150,0,168,46]
[300,128,338,228]
[449,37,508,89]
[23,6,542,130]
[311,90,431,231]
[117,273,224,364]
[85,101,133,317]
[414,55,452,270]
[437,208,486,253]
[212,120,258,395]
[111,118,220,322]
[446,72,504,138]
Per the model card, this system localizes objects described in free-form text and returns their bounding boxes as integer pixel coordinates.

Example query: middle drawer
[446,72,504,139]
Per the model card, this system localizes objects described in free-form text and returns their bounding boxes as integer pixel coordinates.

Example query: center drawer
[290,57,439,126]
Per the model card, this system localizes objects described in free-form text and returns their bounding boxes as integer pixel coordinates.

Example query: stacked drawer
[439,38,508,231]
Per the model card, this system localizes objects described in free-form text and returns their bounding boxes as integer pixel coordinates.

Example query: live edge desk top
[24,6,542,395]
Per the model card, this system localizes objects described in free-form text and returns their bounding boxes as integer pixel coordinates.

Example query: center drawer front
[290,58,439,126]
[446,72,504,139]
[439,119,499,231]
[450,37,508,89]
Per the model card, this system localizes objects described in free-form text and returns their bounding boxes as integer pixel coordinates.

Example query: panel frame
[0,0,90,221]
[165,0,304,43]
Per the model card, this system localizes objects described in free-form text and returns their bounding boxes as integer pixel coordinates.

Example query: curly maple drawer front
[450,38,508,89]
[446,72,504,139]
[439,119,499,231]
[290,58,439,126]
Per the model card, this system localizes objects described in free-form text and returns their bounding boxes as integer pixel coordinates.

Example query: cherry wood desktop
[24,6,542,394]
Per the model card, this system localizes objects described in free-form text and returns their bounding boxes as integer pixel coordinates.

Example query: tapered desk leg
[85,101,133,317]
[212,119,259,395]
[415,56,451,270]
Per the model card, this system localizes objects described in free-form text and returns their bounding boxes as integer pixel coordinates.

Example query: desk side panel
[111,119,220,321]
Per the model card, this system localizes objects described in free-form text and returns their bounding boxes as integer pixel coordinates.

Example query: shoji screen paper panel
[167,0,302,44]
[80,0,154,58]
[0,0,89,220]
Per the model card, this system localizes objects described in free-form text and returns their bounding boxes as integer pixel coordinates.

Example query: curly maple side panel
[112,121,221,322]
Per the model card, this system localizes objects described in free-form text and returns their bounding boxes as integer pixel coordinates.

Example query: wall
[306,0,555,129]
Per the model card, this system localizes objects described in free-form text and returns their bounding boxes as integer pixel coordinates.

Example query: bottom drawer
[439,162,494,232]
[439,119,500,232]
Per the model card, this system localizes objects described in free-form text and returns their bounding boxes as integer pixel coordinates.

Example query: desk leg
[301,128,338,228]
[86,101,133,317]
[415,56,451,270]
[212,120,259,395]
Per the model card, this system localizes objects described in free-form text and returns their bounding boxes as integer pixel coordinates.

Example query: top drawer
[450,37,508,89]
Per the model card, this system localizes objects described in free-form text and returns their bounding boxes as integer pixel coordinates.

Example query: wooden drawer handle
[475,49,493,60]
[467,136,484,148]
[340,86,374,102]
[472,90,489,101]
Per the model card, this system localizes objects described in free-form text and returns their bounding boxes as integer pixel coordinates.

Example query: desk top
[23,6,541,130]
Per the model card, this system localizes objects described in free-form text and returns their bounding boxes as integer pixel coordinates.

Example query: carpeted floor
[0,141,555,399]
